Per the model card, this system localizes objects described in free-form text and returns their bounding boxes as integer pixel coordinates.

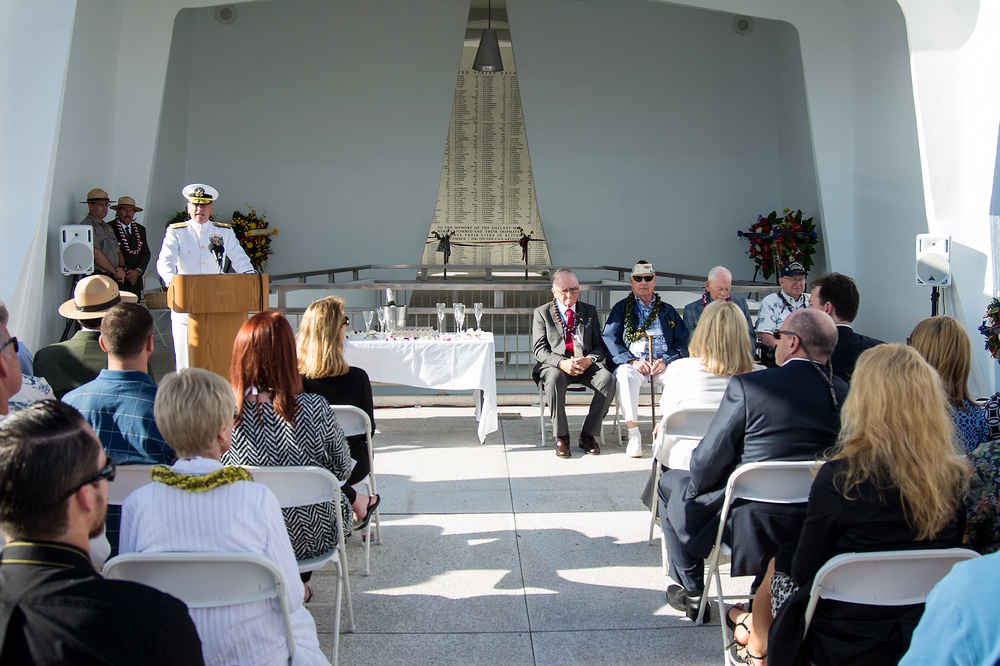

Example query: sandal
[303,583,314,604]
[351,493,381,532]
[734,643,766,666]
[725,604,752,649]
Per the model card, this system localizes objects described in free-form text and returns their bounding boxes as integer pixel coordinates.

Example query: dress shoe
[666,584,710,622]
[579,432,601,455]
[555,437,571,458]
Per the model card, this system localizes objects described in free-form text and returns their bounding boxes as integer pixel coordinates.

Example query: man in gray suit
[532,269,615,458]
[658,308,848,620]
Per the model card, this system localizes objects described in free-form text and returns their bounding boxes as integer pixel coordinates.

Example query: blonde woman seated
[297,296,380,529]
[120,369,329,666]
[651,299,763,469]
[727,345,969,666]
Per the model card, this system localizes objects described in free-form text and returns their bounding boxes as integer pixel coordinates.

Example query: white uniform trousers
[615,363,668,424]
[170,312,189,371]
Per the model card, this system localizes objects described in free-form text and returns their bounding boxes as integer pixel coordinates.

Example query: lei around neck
[624,293,663,344]
[152,464,253,492]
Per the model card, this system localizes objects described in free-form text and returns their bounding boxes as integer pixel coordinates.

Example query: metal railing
[269,265,780,387]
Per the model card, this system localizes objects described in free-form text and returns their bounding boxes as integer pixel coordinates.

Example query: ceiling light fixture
[472,0,503,72]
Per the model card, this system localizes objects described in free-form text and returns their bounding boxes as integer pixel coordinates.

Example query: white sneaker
[626,429,642,457]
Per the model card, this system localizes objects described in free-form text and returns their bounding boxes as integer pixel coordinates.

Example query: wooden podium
[167,274,269,378]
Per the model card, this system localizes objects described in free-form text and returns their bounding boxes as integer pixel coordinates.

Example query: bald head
[782,309,838,362]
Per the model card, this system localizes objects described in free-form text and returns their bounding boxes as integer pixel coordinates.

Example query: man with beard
[109,196,151,300]
[0,401,203,664]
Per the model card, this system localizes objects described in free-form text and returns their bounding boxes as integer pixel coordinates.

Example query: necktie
[565,309,575,355]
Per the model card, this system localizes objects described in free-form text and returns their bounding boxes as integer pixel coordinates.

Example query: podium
[167,274,269,377]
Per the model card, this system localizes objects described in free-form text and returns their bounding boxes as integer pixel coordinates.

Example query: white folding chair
[106,464,157,506]
[245,465,356,664]
[329,404,382,575]
[648,405,718,543]
[104,551,297,664]
[537,383,607,448]
[690,461,824,663]
[802,548,980,637]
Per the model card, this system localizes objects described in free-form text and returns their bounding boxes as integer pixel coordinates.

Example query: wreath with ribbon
[737,209,818,281]
[624,293,663,343]
[979,297,1000,360]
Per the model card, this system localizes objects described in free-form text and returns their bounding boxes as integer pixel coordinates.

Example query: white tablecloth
[344,333,498,442]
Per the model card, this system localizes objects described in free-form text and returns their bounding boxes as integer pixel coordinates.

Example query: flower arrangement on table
[230,205,277,272]
[737,209,818,281]
[979,297,1000,359]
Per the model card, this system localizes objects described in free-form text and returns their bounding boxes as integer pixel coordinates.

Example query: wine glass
[474,302,483,330]
[363,310,374,334]
[436,303,446,333]
[376,307,386,333]
[453,303,466,333]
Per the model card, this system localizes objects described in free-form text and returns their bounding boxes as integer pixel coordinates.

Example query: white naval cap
[182,183,219,205]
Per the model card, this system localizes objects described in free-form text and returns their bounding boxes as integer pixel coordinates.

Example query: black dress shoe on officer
[579,432,601,455]
[666,584,710,622]
[555,437,571,458]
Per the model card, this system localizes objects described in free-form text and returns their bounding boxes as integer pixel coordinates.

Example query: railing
[268,265,780,387]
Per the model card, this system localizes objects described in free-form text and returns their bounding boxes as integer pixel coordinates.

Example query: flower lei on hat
[151,465,253,492]
[112,220,143,256]
[624,293,664,343]
[979,297,1000,360]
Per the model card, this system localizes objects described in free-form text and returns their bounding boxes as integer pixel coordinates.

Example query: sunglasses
[773,329,798,340]
[631,275,654,283]
[62,458,116,500]
[0,336,18,354]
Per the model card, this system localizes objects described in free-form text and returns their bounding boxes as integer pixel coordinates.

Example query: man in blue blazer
[658,308,848,620]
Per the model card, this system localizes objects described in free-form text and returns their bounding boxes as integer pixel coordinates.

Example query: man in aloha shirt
[756,261,811,363]
[603,260,689,458]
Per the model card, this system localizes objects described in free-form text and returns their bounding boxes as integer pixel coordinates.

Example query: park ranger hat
[58,275,137,320]
[631,261,655,277]
[110,196,143,212]
[79,188,112,204]
[182,183,219,205]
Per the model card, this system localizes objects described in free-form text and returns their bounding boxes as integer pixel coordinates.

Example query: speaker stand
[930,286,940,317]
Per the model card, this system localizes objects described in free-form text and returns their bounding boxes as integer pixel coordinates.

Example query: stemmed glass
[436,303,446,333]
[453,303,466,333]
[376,308,386,333]
[363,310,374,335]
[474,302,484,330]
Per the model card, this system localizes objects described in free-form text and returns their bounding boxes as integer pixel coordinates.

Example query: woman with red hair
[224,311,352,598]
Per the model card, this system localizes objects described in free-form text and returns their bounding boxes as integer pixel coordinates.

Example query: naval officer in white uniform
[156,183,255,370]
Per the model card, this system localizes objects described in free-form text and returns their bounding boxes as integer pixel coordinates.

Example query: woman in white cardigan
[653,299,764,469]
[120,368,329,666]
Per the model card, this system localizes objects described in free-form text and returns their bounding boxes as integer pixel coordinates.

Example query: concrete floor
[313,404,751,666]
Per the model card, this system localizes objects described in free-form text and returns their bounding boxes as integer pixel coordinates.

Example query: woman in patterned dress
[223,311,352,592]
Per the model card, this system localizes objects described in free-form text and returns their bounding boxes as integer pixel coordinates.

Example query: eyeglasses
[773,329,798,340]
[0,336,17,354]
[61,458,116,500]
[554,287,580,295]
[631,275,655,283]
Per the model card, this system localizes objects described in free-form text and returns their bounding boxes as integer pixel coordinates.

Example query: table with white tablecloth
[344,333,498,443]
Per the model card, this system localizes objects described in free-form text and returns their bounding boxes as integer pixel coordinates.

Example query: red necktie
[565,309,575,355]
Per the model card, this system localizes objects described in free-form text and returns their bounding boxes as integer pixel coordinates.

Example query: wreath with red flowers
[231,205,278,272]
[979,297,1000,360]
[737,209,818,281]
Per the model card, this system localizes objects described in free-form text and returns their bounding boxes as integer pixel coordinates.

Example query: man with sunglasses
[0,401,203,664]
[603,261,689,457]
[0,324,22,419]
[657,308,847,621]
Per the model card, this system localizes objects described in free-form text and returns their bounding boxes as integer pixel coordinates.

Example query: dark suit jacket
[831,325,883,383]
[532,301,605,380]
[603,295,688,368]
[33,330,107,399]
[115,222,151,275]
[664,359,849,570]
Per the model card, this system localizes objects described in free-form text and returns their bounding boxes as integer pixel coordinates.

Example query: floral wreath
[624,293,663,343]
[979,297,1000,360]
[737,209,818,282]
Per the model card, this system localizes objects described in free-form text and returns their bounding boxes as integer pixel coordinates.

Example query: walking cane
[647,333,656,432]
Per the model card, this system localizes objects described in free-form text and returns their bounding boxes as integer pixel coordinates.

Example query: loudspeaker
[60,225,94,275]
[916,234,951,286]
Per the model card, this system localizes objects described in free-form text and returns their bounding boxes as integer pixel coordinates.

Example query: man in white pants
[602,261,689,457]
[155,183,255,370]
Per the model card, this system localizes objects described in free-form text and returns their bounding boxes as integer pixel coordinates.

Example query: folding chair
[648,405,718,543]
[802,548,980,637]
[104,551,297,664]
[692,461,824,663]
[106,465,156,506]
[537,382,606,448]
[329,404,382,575]
[245,465,356,665]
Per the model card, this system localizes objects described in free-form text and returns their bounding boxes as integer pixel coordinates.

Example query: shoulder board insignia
[212,222,232,229]
[168,222,188,229]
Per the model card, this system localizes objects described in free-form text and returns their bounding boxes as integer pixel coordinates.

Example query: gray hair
[784,309,838,361]
[551,268,577,286]
[0,301,8,327]
[706,266,732,283]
